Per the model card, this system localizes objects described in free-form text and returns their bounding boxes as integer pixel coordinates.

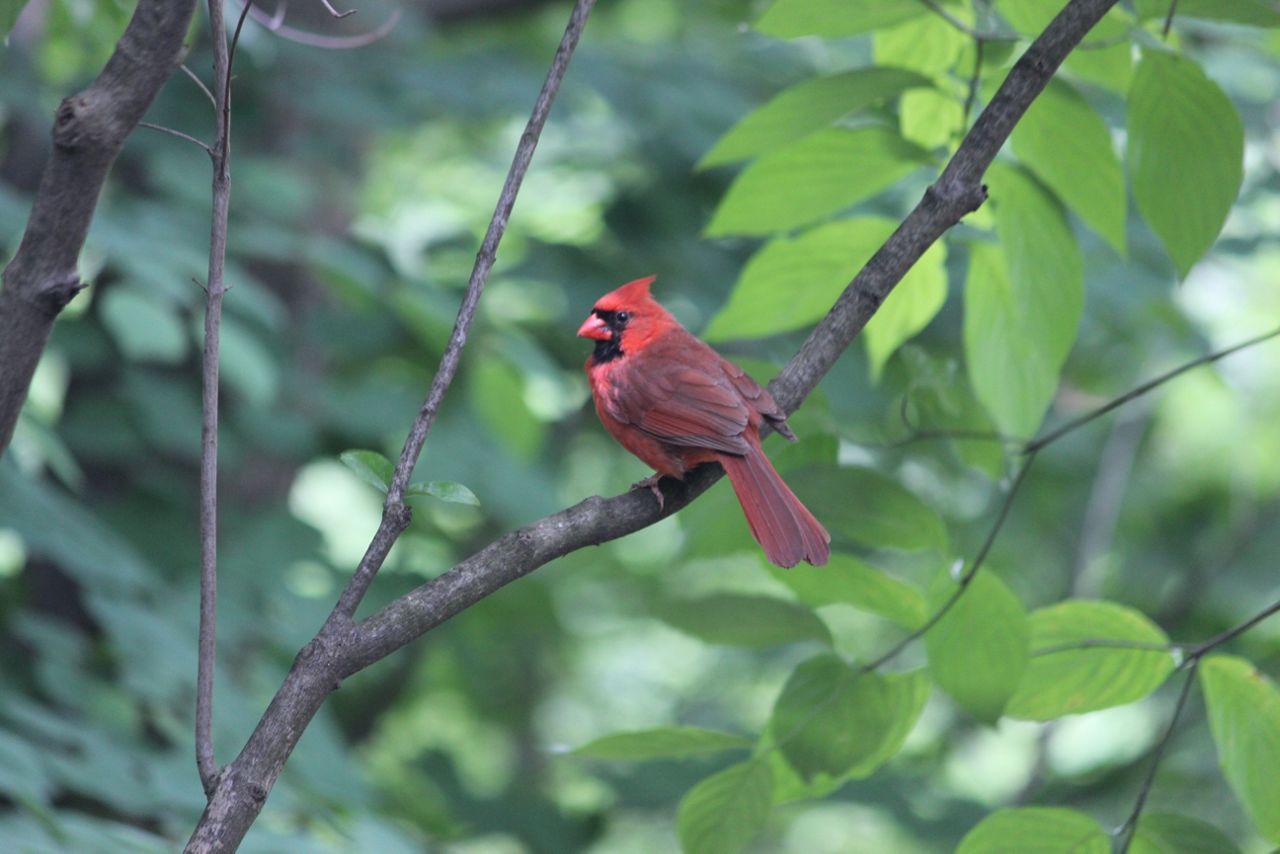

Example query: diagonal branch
[0,0,199,455]
[186,0,1119,848]
[332,0,597,623]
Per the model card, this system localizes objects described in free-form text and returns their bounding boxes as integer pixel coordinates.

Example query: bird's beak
[577,313,611,341]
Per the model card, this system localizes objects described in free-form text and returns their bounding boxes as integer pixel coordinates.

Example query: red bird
[577,276,829,568]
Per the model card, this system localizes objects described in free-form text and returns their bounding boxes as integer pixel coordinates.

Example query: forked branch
[187,0,1122,848]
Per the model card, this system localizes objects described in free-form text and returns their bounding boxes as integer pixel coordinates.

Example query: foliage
[2,0,1279,851]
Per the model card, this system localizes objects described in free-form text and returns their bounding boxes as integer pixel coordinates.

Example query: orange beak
[577,313,611,341]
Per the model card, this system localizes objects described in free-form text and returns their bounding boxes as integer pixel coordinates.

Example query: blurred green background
[2,0,1279,851]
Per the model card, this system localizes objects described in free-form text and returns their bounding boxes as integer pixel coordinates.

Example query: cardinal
[577,276,829,568]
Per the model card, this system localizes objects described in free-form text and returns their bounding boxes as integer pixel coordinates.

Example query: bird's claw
[632,474,665,510]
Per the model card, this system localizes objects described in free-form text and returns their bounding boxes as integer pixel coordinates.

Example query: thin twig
[1025,326,1280,455]
[180,63,218,108]
[196,0,246,797]
[858,454,1038,674]
[1115,662,1198,852]
[333,0,598,622]
[139,121,214,155]
[1186,598,1280,660]
[224,0,255,110]
[241,0,399,49]
[1162,0,1178,37]
[854,327,1280,675]
[317,0,355,18]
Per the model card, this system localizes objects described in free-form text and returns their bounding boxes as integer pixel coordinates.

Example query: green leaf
[573,727,753,761]
[1006,600,1175,721]
[705,128,928,237]
[406,480,479,506]
[965,163,1083,437]
[339,449,394,493]
[899,87,964,150]
[896,347,1007,479]
[790,465,947,553]
[1128,52,1244,276]
[864,236,947,380]
[469,357,544,460]
[676,760,773,854]
[657,594,831,648]
[1200,655,1280,844]
[1130,812,1242,854]
[845,669,929,778]
[873,8,970,78]
[768,669,929,803]
[699,68,931,169]
[99,288,188,363]
[767,553,926,629]
[704,218,888,341]
[1012,80,1126,255]
[958,807,1110,854]
[1061,7,1134,93]
[925,571,1029,724]
[0,729,52,806]
[1135,0,1280,26]
[771,654,896,780]
[756,0,926,38]
[219,316,280,406]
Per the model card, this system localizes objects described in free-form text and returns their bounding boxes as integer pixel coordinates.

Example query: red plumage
[578,276,829,568]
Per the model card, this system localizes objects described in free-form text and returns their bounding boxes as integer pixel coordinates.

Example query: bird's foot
[632,474,666,510]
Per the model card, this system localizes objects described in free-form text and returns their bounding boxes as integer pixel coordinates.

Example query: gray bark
[0,0,198,453]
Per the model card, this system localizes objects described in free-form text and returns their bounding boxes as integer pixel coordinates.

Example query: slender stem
[330,0,598,622]
[1115,662,1198,852]
[180,63,218,108]
[1025,326,1280,454]
[1187,598,1280,660]
[1162,0,1178,37]
[317,0,355,18]
[196,0,240,797]
[239,0,400,49]
[139,121,214,155]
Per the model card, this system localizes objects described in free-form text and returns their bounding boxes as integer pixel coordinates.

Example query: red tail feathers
[719,440,829,568]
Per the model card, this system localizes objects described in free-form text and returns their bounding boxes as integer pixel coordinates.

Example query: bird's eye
[616,311,630,324]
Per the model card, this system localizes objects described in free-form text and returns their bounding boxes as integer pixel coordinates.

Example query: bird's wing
[608,340,752,455]
[722,358,795,440]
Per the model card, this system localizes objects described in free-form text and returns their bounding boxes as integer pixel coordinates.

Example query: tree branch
[333,0,597,623]
[196,0,250,798]
[0,0,199,455]
[185,0,1120,847]
[185,0,597,848]
[1115,661,1199,852]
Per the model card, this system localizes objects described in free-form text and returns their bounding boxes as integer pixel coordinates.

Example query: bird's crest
[594,275,657,311]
